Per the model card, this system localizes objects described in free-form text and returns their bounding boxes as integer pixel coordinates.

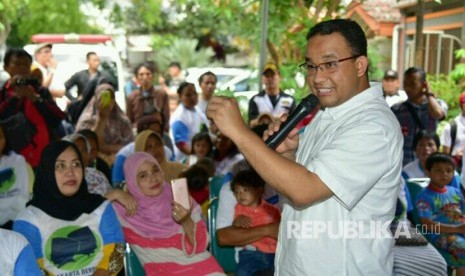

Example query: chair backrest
[124,243,145,276]
[406,181,425,226]
[208,175,237,273]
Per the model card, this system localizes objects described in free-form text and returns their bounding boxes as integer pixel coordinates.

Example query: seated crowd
[1,46,465,276]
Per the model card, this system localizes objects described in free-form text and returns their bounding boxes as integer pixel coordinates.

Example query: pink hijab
[114,152,181,238]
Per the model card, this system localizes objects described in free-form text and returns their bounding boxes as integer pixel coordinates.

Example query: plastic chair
[208,175,237,273]
[406,180,425,227]
[124,243,145,276]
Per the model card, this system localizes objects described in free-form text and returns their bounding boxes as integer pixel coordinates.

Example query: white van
[24,34,126,112]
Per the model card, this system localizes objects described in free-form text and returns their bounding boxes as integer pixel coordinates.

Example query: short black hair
[169,61,181,69]
[413,130,440,150]
[134,62,154,75]
[179,165,209,191]
[4,48,32,66]
[231,170,265,191]
[306,19,367,57]
[194,157,215,177]
[86,52,97,60]
[198,71,217,85]
[136,112,164,134]
[77,129,99,148]
[177,81,195,96]
[425,153,455,171]
[404,67,426,82]
[0,122,12,155]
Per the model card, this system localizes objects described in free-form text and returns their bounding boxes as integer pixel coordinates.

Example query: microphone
[265,94,319,149]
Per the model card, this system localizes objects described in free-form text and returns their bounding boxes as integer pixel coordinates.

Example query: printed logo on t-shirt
[281,99,292,107]
[0,167,16,193]
[45,226,101,270]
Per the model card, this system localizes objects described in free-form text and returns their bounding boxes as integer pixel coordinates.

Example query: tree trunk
[414,0,425,67]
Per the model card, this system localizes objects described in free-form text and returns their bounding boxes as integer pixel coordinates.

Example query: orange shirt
[234,200,281,253]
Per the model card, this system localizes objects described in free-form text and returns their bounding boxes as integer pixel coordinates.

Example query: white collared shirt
[275,86,403,275]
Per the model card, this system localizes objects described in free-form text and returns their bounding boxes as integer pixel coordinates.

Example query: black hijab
[28,140,105,221]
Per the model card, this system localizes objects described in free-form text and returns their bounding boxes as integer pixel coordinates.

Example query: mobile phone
[171,178,190,209]
[100,90,112,108]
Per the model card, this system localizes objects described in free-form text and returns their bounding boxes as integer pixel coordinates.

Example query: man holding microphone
[206,19,402,275]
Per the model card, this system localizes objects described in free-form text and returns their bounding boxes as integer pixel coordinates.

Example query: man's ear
[355,56,369,78]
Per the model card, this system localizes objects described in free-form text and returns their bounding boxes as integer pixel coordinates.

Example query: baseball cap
[34,43,53,54]
[383,69,398,79]
[263,62,279,75]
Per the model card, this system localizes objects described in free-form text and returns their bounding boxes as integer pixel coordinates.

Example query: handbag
[0,112,37,152]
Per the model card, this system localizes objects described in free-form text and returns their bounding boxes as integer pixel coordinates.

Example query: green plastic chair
[208,175,237,273]
[406,180,425,227]
[124,243,145,276]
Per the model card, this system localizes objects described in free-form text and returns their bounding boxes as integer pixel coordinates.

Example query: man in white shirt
[442,91,465,172]
[33,43,63,98]
[382,69,407,107]
[206,19,402,275]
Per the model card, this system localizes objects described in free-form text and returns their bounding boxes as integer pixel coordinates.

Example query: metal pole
[258,0,269,92]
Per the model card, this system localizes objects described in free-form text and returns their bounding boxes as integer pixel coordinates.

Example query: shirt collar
[320,85,381,120]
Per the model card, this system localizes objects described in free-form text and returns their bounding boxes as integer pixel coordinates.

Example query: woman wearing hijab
[13,141,124,276]
[76,83,133,164]
[135,130,187,182]
[114,152,223,275]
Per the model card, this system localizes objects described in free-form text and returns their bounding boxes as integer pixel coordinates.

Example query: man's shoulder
[279,91,295,99]
[390,100,409,112]
[127,89,141,99]
[252,91,266,99]
[152,86,168,96]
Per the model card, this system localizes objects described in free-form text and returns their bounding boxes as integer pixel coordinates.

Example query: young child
[403,130,461,189]
[183,132,213,166]
[231,170,281,276]
[179,165,210,217]
[416,153,465,275]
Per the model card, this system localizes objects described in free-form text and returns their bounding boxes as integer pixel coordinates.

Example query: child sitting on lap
[231,170,281,276]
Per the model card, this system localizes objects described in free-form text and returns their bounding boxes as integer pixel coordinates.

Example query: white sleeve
[440,123,452,148]
[216,182,237,230]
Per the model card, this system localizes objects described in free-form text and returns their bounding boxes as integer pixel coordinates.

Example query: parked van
[24,34,126,112]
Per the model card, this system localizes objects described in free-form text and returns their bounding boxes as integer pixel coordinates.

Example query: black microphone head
[299,94,319,110]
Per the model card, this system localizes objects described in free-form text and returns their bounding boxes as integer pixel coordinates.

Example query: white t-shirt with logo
[13,201,123,276]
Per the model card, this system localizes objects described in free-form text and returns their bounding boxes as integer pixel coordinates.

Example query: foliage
[124,0,343,67]
[450,49,465,88]
[280,63,307,102]
[123,0,163,33]
[367,42,385,81]
[427,74,462,119]
[154,38,217,71]
[5,0,104,46]
[214,88,249,122]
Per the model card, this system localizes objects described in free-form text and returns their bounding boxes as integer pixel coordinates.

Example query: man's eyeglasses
[298,55,360,76]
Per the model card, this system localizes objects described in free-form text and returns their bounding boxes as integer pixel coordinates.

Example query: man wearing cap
[248,62,296,126]
[33,43,57,90]
[382,69,407,107]
[441,91,465,172]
